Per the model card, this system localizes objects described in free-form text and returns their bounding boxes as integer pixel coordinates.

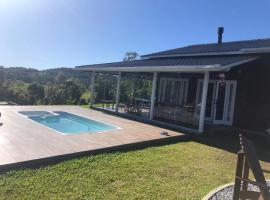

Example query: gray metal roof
[76,55,257,72]
[142,38,270,58]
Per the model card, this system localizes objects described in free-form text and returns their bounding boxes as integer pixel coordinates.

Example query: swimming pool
[19,111,120,134]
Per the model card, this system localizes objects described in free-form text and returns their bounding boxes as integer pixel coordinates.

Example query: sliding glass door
[195,80,216,120]
[213,81,237,125]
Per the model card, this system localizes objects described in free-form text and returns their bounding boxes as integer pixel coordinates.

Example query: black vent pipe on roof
[218,27,224,44]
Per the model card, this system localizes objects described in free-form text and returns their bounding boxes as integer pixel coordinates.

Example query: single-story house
[76,27,270,134]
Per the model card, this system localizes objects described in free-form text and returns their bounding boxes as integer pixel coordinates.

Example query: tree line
[0,67,91,105]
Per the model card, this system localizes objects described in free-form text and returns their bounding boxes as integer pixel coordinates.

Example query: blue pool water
[19,111,119,134]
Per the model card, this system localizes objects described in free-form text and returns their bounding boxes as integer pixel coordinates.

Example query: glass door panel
[223,81,237,125]
[164,80,173,104]
[195,80,216,120]
[205,83,215,118]
[213,81,237,125]
[213,81,226,123]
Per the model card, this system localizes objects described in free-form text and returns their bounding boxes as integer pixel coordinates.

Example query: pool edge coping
[17,110,122,135]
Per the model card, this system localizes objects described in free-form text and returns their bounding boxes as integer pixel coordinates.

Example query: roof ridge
[187,37,270,47]
[142,37,270,57]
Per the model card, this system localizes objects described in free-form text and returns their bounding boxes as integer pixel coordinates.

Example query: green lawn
[80,104,90,108]
[0,133,269,199]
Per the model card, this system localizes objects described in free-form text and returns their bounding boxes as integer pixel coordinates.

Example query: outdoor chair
[123,100,142,114]
[233,134,270,200]
[100,99,114,110]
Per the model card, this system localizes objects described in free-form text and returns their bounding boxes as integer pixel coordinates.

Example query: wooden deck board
[0,106,187,170]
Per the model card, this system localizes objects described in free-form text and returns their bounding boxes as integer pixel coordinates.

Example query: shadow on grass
[191,130,270,163]
[83,106,270,163]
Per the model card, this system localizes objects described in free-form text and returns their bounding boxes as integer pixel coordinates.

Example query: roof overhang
[77,64,220,72]
[76,57,257,73]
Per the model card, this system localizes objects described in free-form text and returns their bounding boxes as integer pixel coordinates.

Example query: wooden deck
[0,106,187,171]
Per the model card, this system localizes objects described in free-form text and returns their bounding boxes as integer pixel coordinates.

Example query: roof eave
[218,56,258,71]
[76,64,221,72]
[76,57,256,73]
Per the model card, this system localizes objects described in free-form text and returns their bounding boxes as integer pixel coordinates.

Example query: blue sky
[0,0,270,70]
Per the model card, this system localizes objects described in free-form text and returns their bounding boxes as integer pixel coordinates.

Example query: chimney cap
[218,27,224,33]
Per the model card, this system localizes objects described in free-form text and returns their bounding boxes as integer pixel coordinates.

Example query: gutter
[76,64,221,72]
[75,57,257,72]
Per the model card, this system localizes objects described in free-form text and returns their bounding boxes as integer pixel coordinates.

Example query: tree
[0,67,90,105]
[6,80,30,104]
[123,52,139,61]
[27,83,44,104]
[54,72,66,85]
[62,78,83,104]
[0,68,6,100]
[95,74,117,101]
[43,78,84,105]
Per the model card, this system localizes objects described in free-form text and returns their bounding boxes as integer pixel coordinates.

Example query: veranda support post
[198,71,209,133]
[90,71,95,107]
[115,71,122,112]
[150,72,158,120]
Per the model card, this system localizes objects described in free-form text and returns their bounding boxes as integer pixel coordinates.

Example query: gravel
[208,181,270,200]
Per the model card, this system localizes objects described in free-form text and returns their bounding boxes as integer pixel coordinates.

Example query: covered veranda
[76,55,256,133]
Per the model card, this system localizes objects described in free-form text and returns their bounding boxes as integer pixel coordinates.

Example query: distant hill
[0,67,92,85]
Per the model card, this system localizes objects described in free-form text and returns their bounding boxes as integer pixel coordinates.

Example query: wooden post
[150,72,158,120]
[115,72,121,112]
[90,71,95,107]
[233,135,270,200]
[242,156,250,191]
[233,151,245,200]
[198,71,209,133]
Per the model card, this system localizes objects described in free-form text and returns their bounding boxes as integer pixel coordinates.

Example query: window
[158,78,188,106]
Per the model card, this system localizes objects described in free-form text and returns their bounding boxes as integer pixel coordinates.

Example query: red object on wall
[218,73,225,86]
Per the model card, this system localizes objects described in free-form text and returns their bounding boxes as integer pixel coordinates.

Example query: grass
[81,91,91,100]
[80,104,90,108]
[0,136,269,200]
